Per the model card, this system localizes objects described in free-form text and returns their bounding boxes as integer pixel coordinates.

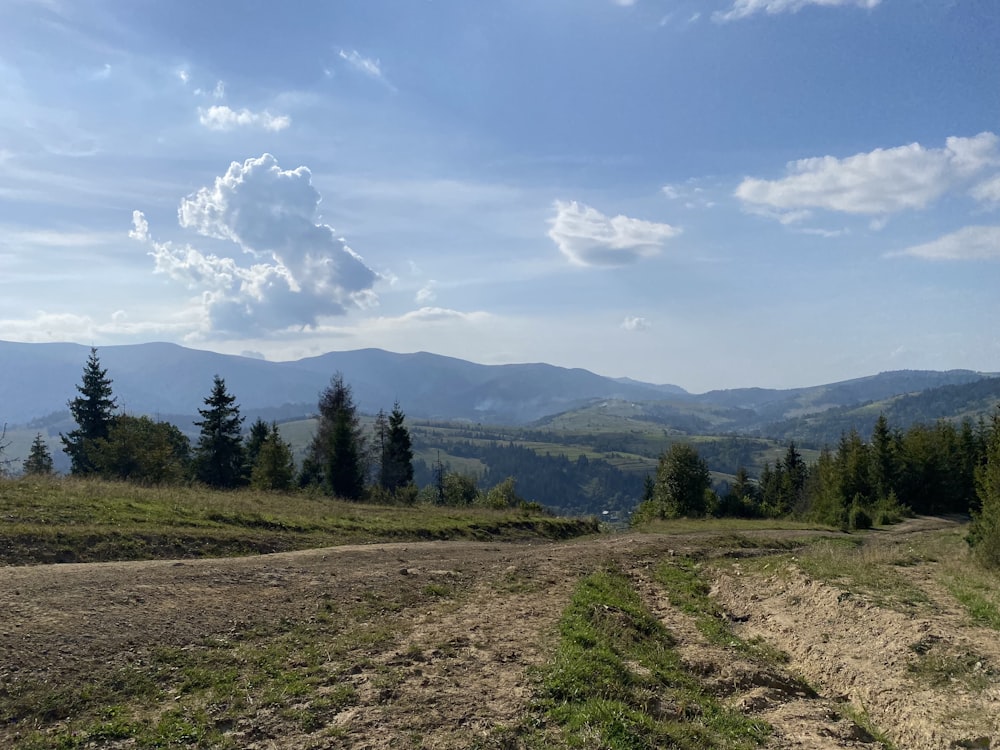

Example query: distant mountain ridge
[1,340,995,431]
[0,340,684,426]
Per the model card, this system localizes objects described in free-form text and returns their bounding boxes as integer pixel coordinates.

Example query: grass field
[0,476,599,565]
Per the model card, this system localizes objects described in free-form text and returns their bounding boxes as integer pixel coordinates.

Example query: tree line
[19,348,415,501]
[8,348,545,512]
[635,409,1000,568]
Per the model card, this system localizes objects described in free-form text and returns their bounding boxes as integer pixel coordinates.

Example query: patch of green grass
[839,704,897,750]
[654,557,789,664]
[793,537,932,611]
[0,476,599,565]
[906,650,994,692]
[536,566,770,749]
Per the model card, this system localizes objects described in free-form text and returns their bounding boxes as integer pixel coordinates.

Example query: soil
[2,519,998,749]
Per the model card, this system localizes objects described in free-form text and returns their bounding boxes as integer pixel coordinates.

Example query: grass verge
[654,557,789,664]
[534,566,769,749]
[0,476,599,565]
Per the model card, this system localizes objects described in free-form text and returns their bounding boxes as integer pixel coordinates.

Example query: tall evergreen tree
[251,423,296,492]
[193,375,245,488]
[380,401,414,492]
[305,373,366,499]
[23,433,55,476]
[244,417,271,475]
[969,408,1000,568]
[61,348,118,475]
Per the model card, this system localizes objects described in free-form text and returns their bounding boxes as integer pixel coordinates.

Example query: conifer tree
[380,401,414,492]
[23,433,54,476]
[193,375,245,488]
[969,408,1000,568]
[244,417,271,475]
[304,373,366,499]
[61,348,118,475]
[251,423,296,491]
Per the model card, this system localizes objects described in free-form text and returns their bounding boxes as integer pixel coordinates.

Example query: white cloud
[133,154,380,336]
[715,0,880,22]
[891,226,1000,261]
[621,316,650,331]
[548,200,680,267]
[415,281,437,304]
[177,69,190,85]
[735,132,999,222]
[613,0,638,6]
[339,49,394,90]
[198,105,291,132]
[971,174,1000,207]
[396,307,490,324]
[212,80,225,100]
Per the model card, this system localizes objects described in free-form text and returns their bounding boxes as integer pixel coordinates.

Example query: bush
[849,499,873,531]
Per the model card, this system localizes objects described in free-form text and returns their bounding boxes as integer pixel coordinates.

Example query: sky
[1,0,999,392]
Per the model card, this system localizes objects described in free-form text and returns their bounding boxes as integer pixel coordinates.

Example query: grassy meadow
[0,476,599,565]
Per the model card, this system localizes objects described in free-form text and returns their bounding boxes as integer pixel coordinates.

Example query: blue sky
[1,0,999,391]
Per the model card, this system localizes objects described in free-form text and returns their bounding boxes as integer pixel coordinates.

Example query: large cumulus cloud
[133,154,379,336]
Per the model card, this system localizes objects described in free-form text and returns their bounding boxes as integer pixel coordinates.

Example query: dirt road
[2,519,998,748]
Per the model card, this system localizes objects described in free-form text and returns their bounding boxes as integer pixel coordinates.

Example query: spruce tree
[61,348,118,475]
[380,401,414,492]
[244,417,271,475]
[23,433,54,476]
[251,423,296,491]
[304,373,366,499]
[193,375,246,488]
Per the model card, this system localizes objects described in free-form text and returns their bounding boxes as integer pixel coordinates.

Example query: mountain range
[2,340,997,437]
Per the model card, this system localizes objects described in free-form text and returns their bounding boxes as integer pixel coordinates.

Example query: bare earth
[2,518,998,748]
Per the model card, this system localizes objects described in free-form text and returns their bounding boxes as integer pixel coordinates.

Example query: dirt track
[2,519,998,748]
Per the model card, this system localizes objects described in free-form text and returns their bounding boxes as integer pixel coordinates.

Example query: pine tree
[23,433,54,476]
[380,401,414,492]
[244,417,271,475]
[193,375,245,488]
[61,348,118,475]
[969,408,1000,568]
[251,423,296,491]
[305,373,366,499]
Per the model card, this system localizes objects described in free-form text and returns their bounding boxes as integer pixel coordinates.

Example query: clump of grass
[537,566,769,749]
[655,557,789,664]
[907,650,994,692]
[794,537,931,611]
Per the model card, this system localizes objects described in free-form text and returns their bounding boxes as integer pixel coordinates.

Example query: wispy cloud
[548,200,680,267]
[735,132,999,223]
[415,281,437,304]
[198,105,290,132]
[621,316,650,331]
[715,0,881,22]
[890,226,1000,261]
[339,49,395,90]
